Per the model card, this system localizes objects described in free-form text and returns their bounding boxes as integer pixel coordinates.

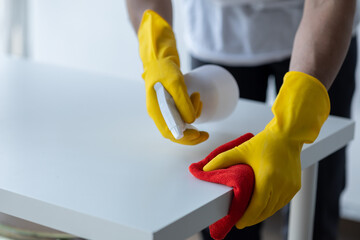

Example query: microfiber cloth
[189,133,255,240]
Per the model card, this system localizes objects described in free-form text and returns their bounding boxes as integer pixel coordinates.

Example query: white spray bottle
[154,65,239,139]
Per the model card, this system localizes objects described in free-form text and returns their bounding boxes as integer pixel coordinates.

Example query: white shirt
[182,0,359,66]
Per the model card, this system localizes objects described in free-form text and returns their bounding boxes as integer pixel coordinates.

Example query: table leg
[288,163,318,240]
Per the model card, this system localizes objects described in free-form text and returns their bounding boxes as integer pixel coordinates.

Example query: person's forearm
[126,0,173,32]
[290,0,356,89]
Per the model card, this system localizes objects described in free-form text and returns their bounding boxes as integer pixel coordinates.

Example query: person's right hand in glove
[137,10,208,145]
[203,71,330,228]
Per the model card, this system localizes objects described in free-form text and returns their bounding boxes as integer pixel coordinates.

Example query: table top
[0,58,354,240]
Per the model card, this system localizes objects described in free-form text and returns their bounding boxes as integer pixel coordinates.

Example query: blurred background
[0,0,359,239]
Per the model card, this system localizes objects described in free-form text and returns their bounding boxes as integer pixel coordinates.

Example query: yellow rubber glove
[203,71,330,228]
[138,10,209,145]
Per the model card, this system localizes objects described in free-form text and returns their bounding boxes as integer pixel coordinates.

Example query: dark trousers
[192,36,357,240]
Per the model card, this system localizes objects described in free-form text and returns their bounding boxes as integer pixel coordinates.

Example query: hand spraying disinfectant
[154,65,239,139]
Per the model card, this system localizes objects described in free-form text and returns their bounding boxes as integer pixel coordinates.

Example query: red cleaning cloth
[189,133,255,240]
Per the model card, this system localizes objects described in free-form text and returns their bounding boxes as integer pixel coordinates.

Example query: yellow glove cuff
[268,71,330,143]
[138,10,180,68]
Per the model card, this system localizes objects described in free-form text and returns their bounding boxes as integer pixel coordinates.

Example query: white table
[0,58,354,240]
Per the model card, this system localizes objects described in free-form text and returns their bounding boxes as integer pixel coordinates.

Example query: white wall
[20,0,360,222]
[0,0,8,55]
[28,0,190,82]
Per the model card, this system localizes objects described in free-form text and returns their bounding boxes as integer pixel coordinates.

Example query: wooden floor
[186,211,360,240]
[1,210,359,240]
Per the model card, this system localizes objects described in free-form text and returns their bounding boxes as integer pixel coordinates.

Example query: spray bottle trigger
[154,82,186,139]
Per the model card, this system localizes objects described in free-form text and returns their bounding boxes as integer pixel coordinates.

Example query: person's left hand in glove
[203,71,330,229]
